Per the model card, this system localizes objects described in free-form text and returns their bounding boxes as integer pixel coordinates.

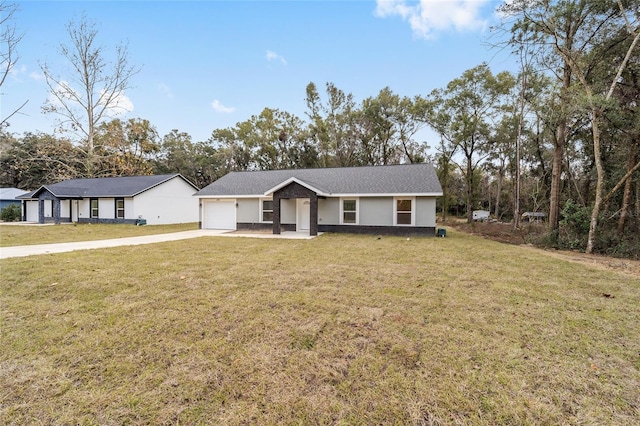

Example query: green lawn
[1,230,638,424]
[0,222,199,247]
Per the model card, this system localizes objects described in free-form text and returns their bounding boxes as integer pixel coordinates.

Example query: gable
[273,181,318,199]
[265,177,327,197]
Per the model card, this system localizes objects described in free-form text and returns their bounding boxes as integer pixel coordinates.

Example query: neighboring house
[521,211,547,223]
[0,188,25,210]
[194,163,443,236]
[472,210,490,221]
[17,174,199,225]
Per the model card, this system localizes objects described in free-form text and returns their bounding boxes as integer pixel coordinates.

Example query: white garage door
[204,200,236,230]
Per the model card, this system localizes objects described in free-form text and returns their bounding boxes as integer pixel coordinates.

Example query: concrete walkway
[0,229,319,260]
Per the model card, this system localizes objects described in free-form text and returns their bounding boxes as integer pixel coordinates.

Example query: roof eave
[328,192,443,197]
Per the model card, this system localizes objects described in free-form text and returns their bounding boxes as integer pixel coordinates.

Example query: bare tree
[0,1,27,127]
[41,14,140,177]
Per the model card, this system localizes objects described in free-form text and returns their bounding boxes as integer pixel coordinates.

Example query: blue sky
[3,0,516,147]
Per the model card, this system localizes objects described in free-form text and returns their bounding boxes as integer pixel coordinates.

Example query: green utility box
[436,228,447,238]
[136,218,147,226]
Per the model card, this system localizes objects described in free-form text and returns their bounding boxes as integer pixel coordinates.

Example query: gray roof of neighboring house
[0,187,29,200]
[194,163,443,197]
[17,174,198,199]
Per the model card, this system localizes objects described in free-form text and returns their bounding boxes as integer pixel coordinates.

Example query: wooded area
[1,1,638,258]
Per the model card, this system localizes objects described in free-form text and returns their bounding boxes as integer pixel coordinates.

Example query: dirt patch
[525,247,640,277]
[452,221,546,245]
[451,221,640,278]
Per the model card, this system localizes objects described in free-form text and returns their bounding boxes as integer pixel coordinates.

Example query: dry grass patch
[0,222,199,247]
[1,230,639,424]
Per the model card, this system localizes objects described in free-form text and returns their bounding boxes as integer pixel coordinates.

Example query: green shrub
[0,203,22,222]
[558,199,591,251]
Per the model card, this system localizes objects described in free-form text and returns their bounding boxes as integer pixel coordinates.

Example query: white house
[472,210,490,221]
[194,164,443,236]
[0,187,25,211]
[18,174,199,225]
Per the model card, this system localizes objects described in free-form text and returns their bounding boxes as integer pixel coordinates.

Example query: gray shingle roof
[20,174,197,199]
[194,164,442,197]
[0,188,29,200]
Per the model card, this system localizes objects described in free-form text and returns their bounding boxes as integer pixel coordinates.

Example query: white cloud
[9,64,27,80]
[46,82,133,117]
[29,71,45,81]
[102,90,134,116]
[158,82,175,99]
[211,99,235,114]
[47,80,79,106]
[375,0,490,39]
[266,49,287,65]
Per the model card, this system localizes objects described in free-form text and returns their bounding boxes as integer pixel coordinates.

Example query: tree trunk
[617,142,637,234]
[494,170,503,219]
[636,179,640,219]
[549,123,565,232]
[466,158,473,223]
[586,109,604,254]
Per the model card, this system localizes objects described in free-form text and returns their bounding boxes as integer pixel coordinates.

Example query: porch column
[38,199,44,224]
[272,193,281,235]
[53,199,61,225]
[310,194,318,236]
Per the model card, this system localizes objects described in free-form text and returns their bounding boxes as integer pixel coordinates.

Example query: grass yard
[1,230,639,425]
[0,222,199,247]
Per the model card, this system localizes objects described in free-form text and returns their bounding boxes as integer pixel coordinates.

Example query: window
[261,199,273,222]
[342,199,357,224]
[115,198,125,219]
[90,198,99,218]
[395,198,413,225]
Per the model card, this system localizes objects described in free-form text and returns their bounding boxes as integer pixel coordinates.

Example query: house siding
[316,196,436,234]
[318,198,339,225]
[416,197,436,227]
[124,198,135,219]
[237,199,258,223]
[281,199,296,224]
[234,197,297,230]
[318,224,436,236]
[0,199,21,210]
[360,197,393,226]
[133,177,198,225]
[230,195,438,235]
[101,199,116,219]
[76,198,135,224]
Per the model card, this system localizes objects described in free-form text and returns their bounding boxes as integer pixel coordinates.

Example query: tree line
[0,1,638,258]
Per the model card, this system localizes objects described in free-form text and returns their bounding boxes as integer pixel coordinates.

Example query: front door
[71,200,78,222]
[297,198,310,231]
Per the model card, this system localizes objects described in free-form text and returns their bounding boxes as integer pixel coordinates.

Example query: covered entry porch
[269,179,319,236]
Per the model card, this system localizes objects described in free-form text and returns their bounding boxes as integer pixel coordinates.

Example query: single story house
[521,211,547,223]
[17,174,199,225]
[472,210,490,221]
[194,163,443,236]
[0,188,26,210]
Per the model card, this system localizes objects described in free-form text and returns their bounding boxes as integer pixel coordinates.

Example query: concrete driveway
[0,229,319,260]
